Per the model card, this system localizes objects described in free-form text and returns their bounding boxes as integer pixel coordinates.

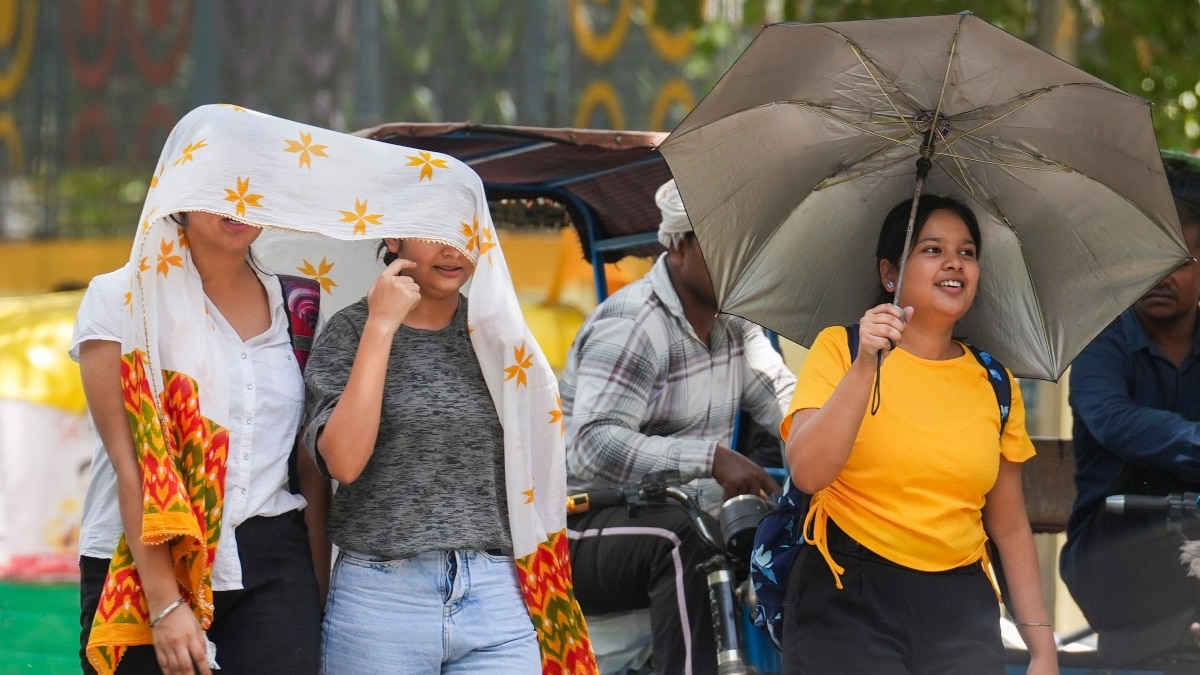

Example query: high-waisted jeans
[321,548,539,674]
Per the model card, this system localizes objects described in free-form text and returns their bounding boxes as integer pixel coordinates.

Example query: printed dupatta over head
[86,104,596,674]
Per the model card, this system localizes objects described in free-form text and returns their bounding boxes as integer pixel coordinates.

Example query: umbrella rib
[926,14,965,147]
[946,89,1054,141]
[948,131,1071,171]
[795,103,918,149]
[845,41,921,139]
[818,153,915,189]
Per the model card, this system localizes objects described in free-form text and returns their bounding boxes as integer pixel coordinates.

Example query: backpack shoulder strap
[278,274,321,375]
[845,323,1010,434]
[964,345,1012,433]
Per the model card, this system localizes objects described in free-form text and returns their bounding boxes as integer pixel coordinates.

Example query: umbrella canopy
[659,12,1190,380]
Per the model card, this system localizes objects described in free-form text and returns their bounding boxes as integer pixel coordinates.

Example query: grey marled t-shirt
[302,297,511,558]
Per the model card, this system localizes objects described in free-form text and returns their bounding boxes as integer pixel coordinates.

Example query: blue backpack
[748,324,1011,650]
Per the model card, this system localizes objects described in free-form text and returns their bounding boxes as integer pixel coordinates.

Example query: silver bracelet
[148,597,188,628]
[1014,621,1052,627]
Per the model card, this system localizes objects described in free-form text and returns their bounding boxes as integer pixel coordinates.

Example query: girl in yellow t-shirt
[780,195,1058,675]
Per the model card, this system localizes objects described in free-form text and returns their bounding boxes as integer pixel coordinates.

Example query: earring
[886,281,894,289]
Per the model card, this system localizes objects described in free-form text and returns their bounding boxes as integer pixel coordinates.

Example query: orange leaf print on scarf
[172,139,207,167]
[284,131,329,169]
[504,343,534,388]
[156,238,183,277]
[406,151,449,182]
[223,176,264,218]
[339,198,383,235]
[298,257,338,294]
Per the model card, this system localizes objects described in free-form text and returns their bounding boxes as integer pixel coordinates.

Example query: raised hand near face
[366,258,421,334]
[855,303,913,362]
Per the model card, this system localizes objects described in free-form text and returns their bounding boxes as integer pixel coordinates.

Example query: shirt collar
[1118,306,1200,362]
[646,253,727,347]
[648,253,687,323]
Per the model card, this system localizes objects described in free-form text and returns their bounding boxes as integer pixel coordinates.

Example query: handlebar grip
[566,488,626,515]
[1105,494,1172,515]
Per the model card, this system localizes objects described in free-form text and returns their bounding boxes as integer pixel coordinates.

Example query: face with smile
[881,208,980,324]
[383,237,475,299]
[179,211,262,254]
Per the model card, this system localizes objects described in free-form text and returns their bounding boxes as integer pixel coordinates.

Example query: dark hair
[1163,152,1200,226]
[875,195,981,303]
[378,240,400,265]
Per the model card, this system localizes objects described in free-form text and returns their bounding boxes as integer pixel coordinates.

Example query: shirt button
[243,453,250,460]
[240,487,247,495]
[247,383,253,391]
[246,418,253,425]
[240,353,247,359]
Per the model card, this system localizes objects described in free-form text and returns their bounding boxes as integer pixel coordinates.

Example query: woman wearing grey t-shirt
[303,237,539,673]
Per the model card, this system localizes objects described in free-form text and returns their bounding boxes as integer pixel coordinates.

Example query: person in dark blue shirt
[1061,151,1200,665]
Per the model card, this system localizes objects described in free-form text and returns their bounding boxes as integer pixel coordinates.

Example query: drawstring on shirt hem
[802,493,845,590]
[801,492,995,597]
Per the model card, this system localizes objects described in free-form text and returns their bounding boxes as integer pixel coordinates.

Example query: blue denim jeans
[321,548,540,674]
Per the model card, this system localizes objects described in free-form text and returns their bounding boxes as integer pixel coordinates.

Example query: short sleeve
[69,265,131,363]
[779,326,851,439]
[301,306,363,478]
[999,368,1036,464]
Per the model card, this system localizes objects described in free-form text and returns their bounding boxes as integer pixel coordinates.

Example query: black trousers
[782,519,1004,675]
[80,511,322,674]
[568,503,719,675]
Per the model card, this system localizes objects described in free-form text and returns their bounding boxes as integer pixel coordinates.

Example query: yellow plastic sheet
[0,290,86,415]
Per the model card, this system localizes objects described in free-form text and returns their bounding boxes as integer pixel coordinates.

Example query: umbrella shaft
[891,174,928,308]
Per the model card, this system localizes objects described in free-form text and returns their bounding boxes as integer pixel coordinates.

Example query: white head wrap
[655,178,692,249]
[86,105,595,675]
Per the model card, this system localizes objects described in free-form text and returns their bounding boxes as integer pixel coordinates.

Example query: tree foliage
[659,0,1200,151]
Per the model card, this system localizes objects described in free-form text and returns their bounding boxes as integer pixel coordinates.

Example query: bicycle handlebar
[1105,491,1200,518]
[566,487,627,514]
[566,471,724,553]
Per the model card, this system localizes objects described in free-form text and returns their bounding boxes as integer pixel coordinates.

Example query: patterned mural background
[0,0,731,240]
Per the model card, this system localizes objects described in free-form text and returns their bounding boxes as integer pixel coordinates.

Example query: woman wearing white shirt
[75,212,327,675]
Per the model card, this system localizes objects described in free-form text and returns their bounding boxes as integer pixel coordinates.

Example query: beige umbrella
[660,12,1190,380]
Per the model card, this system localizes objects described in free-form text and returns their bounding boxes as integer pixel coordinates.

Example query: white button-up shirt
[206,269,306,590]
[71,266,305,590]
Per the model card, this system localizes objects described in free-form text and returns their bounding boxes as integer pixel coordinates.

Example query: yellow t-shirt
[781,326,1035,575]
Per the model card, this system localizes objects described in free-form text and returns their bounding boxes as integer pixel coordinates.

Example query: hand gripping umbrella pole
[870,127,938,415]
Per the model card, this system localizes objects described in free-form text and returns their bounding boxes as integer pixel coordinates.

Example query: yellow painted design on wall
[0,0,36,100]
[649,79,695,131]
[575,80,626,129]
[570,0,632,64]
[0,113,23,169]
[642,0,695,63]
